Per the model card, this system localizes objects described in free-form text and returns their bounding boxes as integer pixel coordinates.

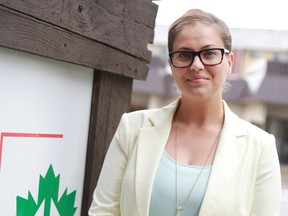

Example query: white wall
[0,47,93,215]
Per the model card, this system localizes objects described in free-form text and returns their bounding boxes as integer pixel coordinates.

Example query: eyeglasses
[169,48,230,68]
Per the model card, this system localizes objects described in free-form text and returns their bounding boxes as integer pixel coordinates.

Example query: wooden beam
[0,6,149,80]
[81,70,132,215]
[0,0,158,62]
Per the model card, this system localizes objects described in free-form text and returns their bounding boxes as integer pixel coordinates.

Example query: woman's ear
[227,52,234,76]
[168,58,175,79]
[168,57,172,67]
[227,52,234,72]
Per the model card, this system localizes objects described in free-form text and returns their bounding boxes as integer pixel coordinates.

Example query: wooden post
[81,71,133,214]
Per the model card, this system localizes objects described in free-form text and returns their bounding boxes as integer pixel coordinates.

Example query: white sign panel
[0,47,94,215]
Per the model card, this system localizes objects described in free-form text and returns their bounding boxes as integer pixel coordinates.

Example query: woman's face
[169,23,234,102]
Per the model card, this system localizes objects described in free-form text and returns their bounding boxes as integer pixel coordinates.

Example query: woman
[89,9,281,216]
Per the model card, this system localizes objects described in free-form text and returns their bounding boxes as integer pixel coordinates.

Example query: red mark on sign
[0,132,63,171]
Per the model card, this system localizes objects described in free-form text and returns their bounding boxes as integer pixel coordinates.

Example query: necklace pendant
[177,206,184,211]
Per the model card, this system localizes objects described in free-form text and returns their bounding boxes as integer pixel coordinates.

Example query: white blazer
[89,99,281,216]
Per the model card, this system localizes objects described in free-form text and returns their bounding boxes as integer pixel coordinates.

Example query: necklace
[175,112,223,213]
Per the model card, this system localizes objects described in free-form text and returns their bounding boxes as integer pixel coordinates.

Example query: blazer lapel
[135,125,170,216]
[134,100,179,216]
[199,103,248,215]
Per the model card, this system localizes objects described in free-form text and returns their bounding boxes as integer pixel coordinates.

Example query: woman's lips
[186,76,209,82]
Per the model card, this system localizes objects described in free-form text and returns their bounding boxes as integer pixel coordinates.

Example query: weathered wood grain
[82,71,132,215]
[0,6,149,80]
[0,0,158,62]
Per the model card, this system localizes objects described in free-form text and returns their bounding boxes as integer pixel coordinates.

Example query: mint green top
[149,150,212,216]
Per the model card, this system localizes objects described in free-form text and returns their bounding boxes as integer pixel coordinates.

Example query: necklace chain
[175,112,223,212]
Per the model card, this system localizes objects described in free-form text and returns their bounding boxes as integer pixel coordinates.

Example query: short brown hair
[168,9,232,52]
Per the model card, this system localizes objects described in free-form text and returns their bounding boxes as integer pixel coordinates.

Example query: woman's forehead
[173,24,223,50]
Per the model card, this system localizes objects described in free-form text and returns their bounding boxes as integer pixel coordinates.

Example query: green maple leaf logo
[16,165,77,216]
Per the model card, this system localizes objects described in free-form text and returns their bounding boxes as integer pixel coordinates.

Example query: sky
[154,0,288,31]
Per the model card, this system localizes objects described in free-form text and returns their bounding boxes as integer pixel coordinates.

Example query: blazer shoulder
[125,99,178,128]
[239,117,273,138]
[126,108,160,127]
[224,102,274,141]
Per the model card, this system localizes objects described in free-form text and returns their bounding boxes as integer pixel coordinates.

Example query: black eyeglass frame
[169,48,230,68]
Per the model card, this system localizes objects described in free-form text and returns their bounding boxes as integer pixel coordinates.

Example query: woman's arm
[250,134,282,216]
[89,113,130,216]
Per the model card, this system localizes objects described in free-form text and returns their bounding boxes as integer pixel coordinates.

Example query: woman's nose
[189,55,204,70]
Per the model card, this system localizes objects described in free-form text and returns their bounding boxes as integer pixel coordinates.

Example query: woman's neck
[177,97,224,127]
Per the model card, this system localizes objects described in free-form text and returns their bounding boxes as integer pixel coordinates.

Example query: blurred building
[132,25,288,162]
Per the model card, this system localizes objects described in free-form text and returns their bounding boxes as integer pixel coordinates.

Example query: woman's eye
[204,51,215,56]
[178,52,191,58]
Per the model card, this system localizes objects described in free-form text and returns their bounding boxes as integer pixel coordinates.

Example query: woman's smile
[186,75,210,84]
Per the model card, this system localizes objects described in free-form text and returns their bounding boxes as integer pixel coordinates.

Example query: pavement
[281,164,288,216]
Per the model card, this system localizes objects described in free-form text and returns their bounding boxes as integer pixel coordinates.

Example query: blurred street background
[281,165,288,215]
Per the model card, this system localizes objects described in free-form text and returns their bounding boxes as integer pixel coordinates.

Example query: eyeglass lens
[171,49,225,67]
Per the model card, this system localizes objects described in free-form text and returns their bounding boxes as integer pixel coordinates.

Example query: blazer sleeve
[89,113,131,216]
[250,134,282,216]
